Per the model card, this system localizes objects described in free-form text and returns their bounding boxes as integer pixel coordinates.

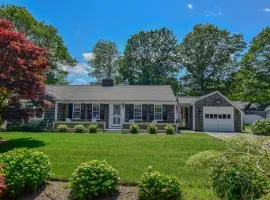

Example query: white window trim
[134,104,142,121]
[73,103,81,119]
[154,104,163,121]
[92,104,100,120]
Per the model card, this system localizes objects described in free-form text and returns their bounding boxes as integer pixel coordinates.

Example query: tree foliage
[88,40,119,82]
[0,19,49,123]
[178,24,246,95]
[121,28,180,93]
[229,27,270,103]
[0,5,76,84]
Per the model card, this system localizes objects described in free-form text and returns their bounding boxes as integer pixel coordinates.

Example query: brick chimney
[102,78,114,87]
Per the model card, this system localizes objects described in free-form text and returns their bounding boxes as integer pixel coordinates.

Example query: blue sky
[1,0,270,84]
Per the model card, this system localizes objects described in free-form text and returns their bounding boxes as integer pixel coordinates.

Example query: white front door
[203,107,234,132]
[111,104,121,128]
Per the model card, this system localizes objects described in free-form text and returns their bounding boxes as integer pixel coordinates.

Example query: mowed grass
[0,132,224,199]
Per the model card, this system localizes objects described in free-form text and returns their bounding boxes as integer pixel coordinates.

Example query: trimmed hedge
[252,119,270,136]
[0,148,51,197]
[165,124,175,134]
[69,160,119,200]
[57,124,68,132]
[74,125,85,133]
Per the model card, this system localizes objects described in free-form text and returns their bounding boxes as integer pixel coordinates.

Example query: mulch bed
[18,181,138,200]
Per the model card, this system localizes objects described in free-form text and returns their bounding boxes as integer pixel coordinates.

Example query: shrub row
[0,148,181,200]
[130,123,175,135]
[57,124,98,133]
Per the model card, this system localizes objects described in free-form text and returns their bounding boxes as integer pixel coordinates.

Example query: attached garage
[193,91,242,132]
[203,106,234,132]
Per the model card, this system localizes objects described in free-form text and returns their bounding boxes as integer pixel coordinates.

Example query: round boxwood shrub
[211,159,269,200]
[138,167,182,200]
[252,119,270,136]
[69,160,120,200]
[130,124,139,134]
[148,124,157,134]
[89,124,98,133]
[74,124,85,133]
[0,148,51,197]
[57,124,68,132]
[165,124,175,135]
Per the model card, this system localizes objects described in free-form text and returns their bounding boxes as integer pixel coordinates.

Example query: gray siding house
[44,80,177,130]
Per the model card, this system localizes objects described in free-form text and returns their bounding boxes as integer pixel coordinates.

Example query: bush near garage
[252,118,270,136]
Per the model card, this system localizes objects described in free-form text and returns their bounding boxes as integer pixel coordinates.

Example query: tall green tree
[178,24,246,95]
[121,28,180,93]
[229,27,270,103]
[0,5,76,84]
[88,40,119,82]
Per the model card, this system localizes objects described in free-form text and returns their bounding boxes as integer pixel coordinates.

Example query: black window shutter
[68,104,73,118]
[163,105,167,121]
[142,104,147,121]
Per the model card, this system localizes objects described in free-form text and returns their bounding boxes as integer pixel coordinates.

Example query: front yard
[0,132,224,199]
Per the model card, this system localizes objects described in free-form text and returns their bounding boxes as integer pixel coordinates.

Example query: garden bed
[16,181,138,200]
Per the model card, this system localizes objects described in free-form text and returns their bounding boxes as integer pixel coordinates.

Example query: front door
[112,104,121,127]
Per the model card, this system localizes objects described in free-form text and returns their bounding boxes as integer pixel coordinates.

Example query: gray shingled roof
[177,95,248,110]
[177,96,199,104]
[46,85,176,102]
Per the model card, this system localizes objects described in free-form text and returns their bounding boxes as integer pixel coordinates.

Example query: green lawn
[0,132,224,199]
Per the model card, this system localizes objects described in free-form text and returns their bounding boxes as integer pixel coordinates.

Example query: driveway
[205,132,242,140]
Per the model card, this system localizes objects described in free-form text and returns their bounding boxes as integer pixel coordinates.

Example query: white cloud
[264,8,270,12]
[62,63,89,76]
[205,8,222,17]
[187,4,193,10]
[82,52,94,61]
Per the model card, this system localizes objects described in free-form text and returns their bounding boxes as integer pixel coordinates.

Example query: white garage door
[203,107,234,132]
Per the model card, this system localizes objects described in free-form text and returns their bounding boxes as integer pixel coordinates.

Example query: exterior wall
[194,93,241,132]
[267,111,270,118]
[43,95,55,121]
[125,104,174,123]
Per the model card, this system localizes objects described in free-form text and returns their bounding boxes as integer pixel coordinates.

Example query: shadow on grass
[0,138,45,153]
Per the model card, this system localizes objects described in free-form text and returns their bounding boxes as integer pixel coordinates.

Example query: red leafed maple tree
[0,19,49,122]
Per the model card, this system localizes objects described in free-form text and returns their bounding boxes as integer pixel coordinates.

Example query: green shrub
[57,124,68,132]
[69,160,120,200]
[7,120,43,132]
[130,124,139,134]
[165,124,175,134]
[252,119,270,136]
[74,125,85,133]
[186,150,220,170]
[211,158,269,200]
[138,167,182,200]
[89,124,97,133]
[0,148,51,197]
[148,124,157,134]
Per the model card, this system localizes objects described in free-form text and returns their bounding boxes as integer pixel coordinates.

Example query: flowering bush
[148,124,157,134]
[165,124,175,134]
[89,124,98,133]
[74,125,85,133]
[69,160,120,200]
[130,124,139,134]
[57,124,68,132]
